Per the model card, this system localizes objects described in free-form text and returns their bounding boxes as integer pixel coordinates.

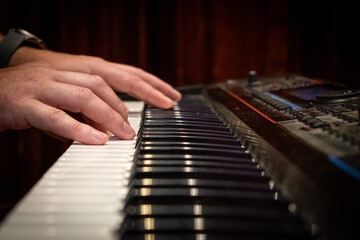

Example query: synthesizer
[204,72,360,239]
[0,73,359,239]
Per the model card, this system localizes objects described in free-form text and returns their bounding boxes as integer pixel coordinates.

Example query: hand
[0,61,135,145]
[9,47,182,108]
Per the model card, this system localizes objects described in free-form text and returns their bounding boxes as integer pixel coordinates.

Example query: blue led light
[264,92,301,110]
[328,155,360,182]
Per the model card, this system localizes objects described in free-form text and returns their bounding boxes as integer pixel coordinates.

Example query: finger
[83,115,111,136]
[25,99,109,145]
[39,81,135,139]
[115,64,182,101]
[125,78,175,109]
[98,65,175,108]
[54,71,129,121]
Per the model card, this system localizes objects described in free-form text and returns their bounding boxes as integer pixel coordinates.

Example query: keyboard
[0,101,144,240]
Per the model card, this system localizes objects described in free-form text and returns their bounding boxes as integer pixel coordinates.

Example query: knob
[248,70,260,87]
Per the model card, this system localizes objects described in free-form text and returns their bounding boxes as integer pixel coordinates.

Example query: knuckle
[81,56,106,74]
[83,55,105,63]
[90,74,106,88]
[70,121,85,135]
[48,109,66,125]
[91,56,105,64]
[76,87,95,101]
[119,102,128,114]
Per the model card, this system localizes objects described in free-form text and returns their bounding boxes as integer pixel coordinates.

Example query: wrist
[8,46,43,66]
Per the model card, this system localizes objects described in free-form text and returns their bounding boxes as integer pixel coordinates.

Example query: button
[309,121,330,129]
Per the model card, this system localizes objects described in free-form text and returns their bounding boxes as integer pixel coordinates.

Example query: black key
[127,188,285,207]
[125,204,301,223]
[131,166,268,183]
[120,233,311,240]
[142,127,233,135]
[137,154,252,164]
[143,122,228,131]
[139,146,247,157]
[140,135,240,145]
[141,130,235,139]
[136,159,258,171]
[145,119,224,126]
[140,141,243,151]
[130,178,271,192]
[145,114,220,121]
[121,217,310,238]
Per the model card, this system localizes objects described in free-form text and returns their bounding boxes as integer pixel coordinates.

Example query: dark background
[0,0,359,220]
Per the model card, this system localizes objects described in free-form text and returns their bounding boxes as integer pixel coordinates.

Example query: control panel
[227,73,360,163]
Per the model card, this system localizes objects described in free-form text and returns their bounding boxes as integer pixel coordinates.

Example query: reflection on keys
[0,101,144,240]
[119,96,313,240]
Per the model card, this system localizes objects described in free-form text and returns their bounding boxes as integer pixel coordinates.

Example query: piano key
[46,167,132,176]
[0,225,117,240]
[42,173,130,181]
[37,178,129,188]
[140,141,243,150]
[142,128,236,140]
[121,218,311,239]
[143,122,228,131]
[5,213,123,226]
[30,186,129,195]
[146,107,213,114]
[145,119,223,126]
[137,154,252,164]
[141,127,235,136]
[22,194,127,204]
[144,115,220,121]
[125,204,301,223]
[126,188,285,207]
[130,178,271,191]
[139,135,240,145]
[139,146,248,156]
[131,166,267,181]
[15,202,122,214]
[120,233,304,240]
[53,161,133,168]
[135,159,258,171]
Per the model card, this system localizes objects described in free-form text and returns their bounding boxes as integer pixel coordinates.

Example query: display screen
[284,85,336,101]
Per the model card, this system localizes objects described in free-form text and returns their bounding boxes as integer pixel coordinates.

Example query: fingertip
[123,122,136,139]
[159,97,176,109]
[173,90,182,101]
[91,129,109,144]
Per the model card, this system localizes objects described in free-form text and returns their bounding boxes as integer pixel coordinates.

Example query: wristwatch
[0,28,47,68]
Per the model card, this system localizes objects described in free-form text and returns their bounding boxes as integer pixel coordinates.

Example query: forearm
[0,33,4,41]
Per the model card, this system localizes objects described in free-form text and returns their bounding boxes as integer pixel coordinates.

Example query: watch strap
[0,29,46,68]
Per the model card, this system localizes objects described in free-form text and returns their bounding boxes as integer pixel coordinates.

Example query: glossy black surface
[119,95,312,240]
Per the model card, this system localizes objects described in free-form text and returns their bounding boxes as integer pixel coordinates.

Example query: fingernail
[92,130,108,142]
[124,122,135,136]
